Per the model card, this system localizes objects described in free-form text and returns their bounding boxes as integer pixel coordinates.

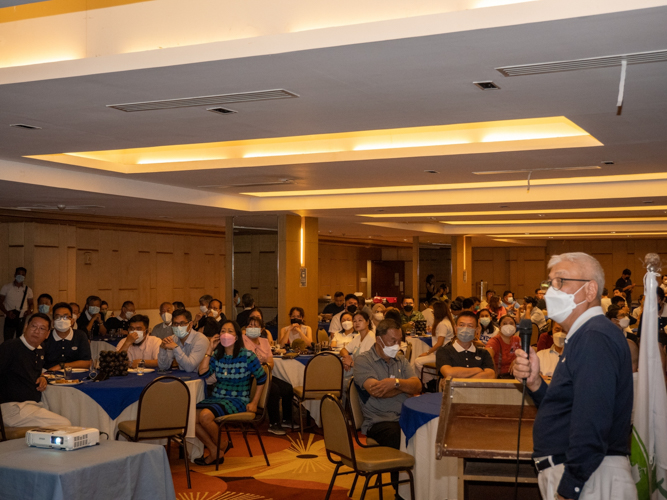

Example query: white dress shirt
[116,336,161,363]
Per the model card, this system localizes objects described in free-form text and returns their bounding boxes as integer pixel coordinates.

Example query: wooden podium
[435,378,540,499]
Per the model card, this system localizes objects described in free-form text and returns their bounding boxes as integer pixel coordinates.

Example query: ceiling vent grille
[107,89,299,112]
[496,49,667,77]
[207,107,237,115]
[9,123,41,130]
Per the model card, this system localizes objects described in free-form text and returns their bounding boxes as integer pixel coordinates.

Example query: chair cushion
[423,362,437,369]
[342,446,414,472]
[117,420,183,440]
[5,427,35,440]
[293,386,341,400]
[215,412,256,423]
[366,437,379,446]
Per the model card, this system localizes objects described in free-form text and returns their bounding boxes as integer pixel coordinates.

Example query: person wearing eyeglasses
[42,302,92,371]
[0,313,71,428]
[513,252,635,500]
[157,309,209,372]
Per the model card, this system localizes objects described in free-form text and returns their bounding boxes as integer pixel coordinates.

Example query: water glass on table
[137,359,145,376]
[64,366,73,381]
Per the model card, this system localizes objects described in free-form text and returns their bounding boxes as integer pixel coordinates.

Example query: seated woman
[330,312,357,349]
[485,315,521,378]
[339,311,375,373]
[242,314,292,435]
[477,308,498,345]
[414,301,455,380]
[243,307,273,342]
[278,307,313,347]
[487,296,507,322]
[370,303,385,330]
[194,320,266,465]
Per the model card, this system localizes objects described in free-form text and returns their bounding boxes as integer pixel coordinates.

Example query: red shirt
[486,335,521,375]
[536,332,554,352]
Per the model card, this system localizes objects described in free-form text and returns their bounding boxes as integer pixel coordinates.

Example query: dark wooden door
[371,261,405,303]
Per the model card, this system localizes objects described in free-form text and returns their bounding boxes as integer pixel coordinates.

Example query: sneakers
[268,424,287,436]
[280,420,293,428]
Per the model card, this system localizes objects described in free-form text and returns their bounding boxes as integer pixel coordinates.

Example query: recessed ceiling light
[611,231,616,234]
[207,107,238,115]
[377,209,384,212]
[424,170,439,174]
[538,214,545,217]
[473,81,501,90]
[644,200,654,204]
[601,161,614,165]
[10,123,41,130]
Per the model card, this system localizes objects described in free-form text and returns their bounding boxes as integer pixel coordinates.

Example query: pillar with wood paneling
[451,235,472,298]
[412,236,420,302]
[278,215,318,331]
[224,216,235,319]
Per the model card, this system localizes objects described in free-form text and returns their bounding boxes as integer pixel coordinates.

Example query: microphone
[514,318,533,500]
[518,318,533,356]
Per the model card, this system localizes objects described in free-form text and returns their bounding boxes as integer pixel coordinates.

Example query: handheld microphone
[518,319,533,364]
[514,319,533,500]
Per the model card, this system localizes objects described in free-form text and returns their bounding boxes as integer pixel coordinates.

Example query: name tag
[561,357,566,363]
[40,355,44,360]
[71,346,78,350]
[475,356,481,360]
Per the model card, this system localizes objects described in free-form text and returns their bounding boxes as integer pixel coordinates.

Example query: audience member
[235,293,254,328]
[340,311,376,373]
[487,295,506,321]
[201,317,223,338]
[370,303,386,329]
[606,306,638,345]
[104,300,135,334]
[76,295,107,337]
[245,308,273,341]
[152,301,175,340]
[536,328,566,377]
[661,275,667,294]
[100,300,109,320]
[278,307,313,346]
[434,283,449,301]
[158,309,209,372]
[205,298,227,326]
[537,321,563,352]
[414,301,455,379]
[501,290,517,313]
[69,302,80,326]
[43,302,92,371]
[0,267,34,342]
[486,315,521,378]
[37,293,53,315]
[436,311,495,380]
[194,294,214,330]
[615,268,635,305]
[632,294,645,320]
[480,289,495,309]
[421,298,436,328]
[601,288,612,313]
[329,294,359,333]
[522,295,547,330]
[330,312,357,349]
[321,291,345,319]
[116,314,161,368]
[0,313,71,427]
[172,301,185,310]
[357,293,373,317]
[425,274,436,302]
[461,297,476,312]
[535,287,547,310]
[477,308,499,345]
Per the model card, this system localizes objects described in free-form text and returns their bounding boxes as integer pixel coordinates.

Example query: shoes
[194,455,224,467]
[280,420,293,428]
[268,424,287,436]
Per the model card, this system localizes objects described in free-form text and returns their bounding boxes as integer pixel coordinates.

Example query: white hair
[548,252,605,299]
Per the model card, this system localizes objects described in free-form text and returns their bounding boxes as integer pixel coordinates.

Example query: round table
[90,337,123,359]
[398,392,458,500]
[407,335,433,359]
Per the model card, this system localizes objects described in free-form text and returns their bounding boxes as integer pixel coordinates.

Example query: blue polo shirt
[42,328,92,369]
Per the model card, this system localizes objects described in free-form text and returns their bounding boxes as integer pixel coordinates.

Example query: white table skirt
[42,378,206,461]
[90,340,117,360]
[272,358,321,426]
[398,417,458,500]
[407,336,432,360]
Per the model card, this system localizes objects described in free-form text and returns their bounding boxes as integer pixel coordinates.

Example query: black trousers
[3,313,25,342]
[268,376,293,425]
[366,421,402,491]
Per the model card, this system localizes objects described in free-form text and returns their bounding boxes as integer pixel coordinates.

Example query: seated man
[536,329,566,377]
[436,311,495,380]
[152,301,174,340]
[193,294,214,331]
[353,319,422,491]
[329,294,360,333]
[116,314,161,368]
[0,313,71,427]
[321,291,345,320]
[37,293,53,315]
[104,300,136,335]
[399,296,424,325]
[43,302,92,371]
[158,309,209,372]
[235,293,254,328]
[76,295,107,337]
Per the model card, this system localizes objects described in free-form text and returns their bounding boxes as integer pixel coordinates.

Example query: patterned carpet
[169,426,396,500]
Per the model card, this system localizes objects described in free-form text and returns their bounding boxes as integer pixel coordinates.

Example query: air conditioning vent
[496,49,667,77]
[10,123,41,130]
[473,81,501,90]
[207,107,237,115]
[107,89,299,112]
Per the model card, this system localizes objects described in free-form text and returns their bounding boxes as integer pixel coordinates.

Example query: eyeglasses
[541,278,591,291]
[54,315,72,321]
[28,324,49,333]
[172,321,190,327]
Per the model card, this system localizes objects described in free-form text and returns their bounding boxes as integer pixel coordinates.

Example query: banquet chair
[317,329,330,344]
[116,376,191,489]
[531,322,540,346]
[403,343,412,362]
[420,361,440,389]
[346,377,378,448]
[292,352,343,434]
[321,394,415,500]
[0,405,35,442]
[213,364,272,470]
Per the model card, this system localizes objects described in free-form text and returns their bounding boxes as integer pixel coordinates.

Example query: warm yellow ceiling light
[441,217,667,225]
[491,232,667,238]
[357,205,667,218]
[27,116,600,174]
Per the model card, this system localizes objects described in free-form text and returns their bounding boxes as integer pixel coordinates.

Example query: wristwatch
[394,378,400,388]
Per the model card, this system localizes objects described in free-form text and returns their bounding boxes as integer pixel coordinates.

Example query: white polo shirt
[1,282,33,318]
[536,345,562,377]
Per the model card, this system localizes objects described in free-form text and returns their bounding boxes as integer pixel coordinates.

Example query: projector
[26,426,100,450]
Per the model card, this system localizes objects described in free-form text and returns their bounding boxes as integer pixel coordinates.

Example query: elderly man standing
[514,252,635,500]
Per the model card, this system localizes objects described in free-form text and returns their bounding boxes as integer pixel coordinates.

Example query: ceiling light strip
[491,232,667,238]
[440,217,667,225]
[357,205,667,218]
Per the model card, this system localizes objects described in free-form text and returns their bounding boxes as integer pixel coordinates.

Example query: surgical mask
[480,317,491,327]
[54,318,71,332]
[200,305,208,314]
[15,275,25,283]
[544,283,588,323]
[38,304,50,314]
[161,312,172,324]
[456,326,475,343]
[618,317,630,329]
[506,297,514,304]
[347,305,357,314]
[290,318,303,325]
[403,305,413,313]
[501,324,516,337]
[342,321,353,331]
[219,333,236,347]
[246,327,261,339]
[553,332,567,347]
[236,296,241,305]
[71,314,78,323]
[210,309,219,318]
[125,311,134,320]
[88,306,100,315]
[374,312,384,321]
[172,325,189,338]
[379,336,400,358]
[131,330,144,344]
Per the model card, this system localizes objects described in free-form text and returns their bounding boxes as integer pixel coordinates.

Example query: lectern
[435,378,540,499]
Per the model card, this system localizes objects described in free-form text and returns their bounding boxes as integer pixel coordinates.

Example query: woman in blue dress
[194,320,267,465]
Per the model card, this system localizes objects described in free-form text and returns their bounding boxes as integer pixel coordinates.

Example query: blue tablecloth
[416,336,433,347]
[72,370,201,419]
[90,336,123,347]
[399,392,442,445]
[275,355,313,367]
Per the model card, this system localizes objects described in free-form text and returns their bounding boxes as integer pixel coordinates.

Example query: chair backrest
[317,329,329,344]
[136,376,190,435]
[0,404,6,442]
[531,322,540,346]
[346,377,365,432]
[404,342,413,362]
[257,364,272,412]
[320,394,356,466]
[303,352,343,394]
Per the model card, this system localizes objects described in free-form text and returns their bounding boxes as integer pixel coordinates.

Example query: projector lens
[51,436,63,445]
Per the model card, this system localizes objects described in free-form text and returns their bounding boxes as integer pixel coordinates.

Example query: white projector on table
[26,426,100,450]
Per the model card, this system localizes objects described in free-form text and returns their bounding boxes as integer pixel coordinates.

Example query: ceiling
[1,4,667,245]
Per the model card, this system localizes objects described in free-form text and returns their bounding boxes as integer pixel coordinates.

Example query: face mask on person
[125,311,134,320]
[199,305,208,314]
[506,297,514,304]
[379,336,400,358]
[553,332,567,348]
[88,306,100,315]
[210,309,220,318]
[347,305,357,314]
[456,326,475,343]
[290,318,303,325]
[342,321,353,331]
[544,283,589,323]
[54,318,71,332]
[501,324,516,337]
[403,305,413,313]
[161,312,172,324]
[72,314,78,323]
[15,275,25,283]
[374,312,384,321]
[38,304,50,314]
[172,325,189,338]
[480,317,491,327]
[246,327,261,339]
[219,333,236,347]
[236,296,241,306]
[131,330,144,344]
[618,317,630,329]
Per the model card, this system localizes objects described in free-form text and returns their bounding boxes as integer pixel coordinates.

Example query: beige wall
[318,243,382,299]
[234,233,278,310]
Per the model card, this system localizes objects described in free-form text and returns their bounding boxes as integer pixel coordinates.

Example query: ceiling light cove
[26,116,599,174]
[440,217,667,225]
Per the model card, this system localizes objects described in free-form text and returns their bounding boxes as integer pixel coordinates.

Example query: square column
[451,235,472,298]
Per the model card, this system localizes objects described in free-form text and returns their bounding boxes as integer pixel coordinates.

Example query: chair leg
[406,468,415,500]
[299,402,304,435]
[226,428,233,449]
[349,473,359,497]
[241,428,253,457]
[182,433,191,489]
[215,423,224,471]
[325,463,341,500]
[253,424,270,466]
[378,473,384,500]
[359,474,372,500]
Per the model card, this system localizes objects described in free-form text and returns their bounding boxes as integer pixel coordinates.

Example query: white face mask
[199,305,208,314]
[618,317,630,329]
[506,297,514,304]
[373,312,384,321]
[379,336,400,358]
[172,325,189,339]
[54,318,71,332]
[480,317,491,327]
[131,330,144,344]
[500,324,516,337]
[88,306,100,315]
[246,327,262,339]
[15,275,25,283]
[161,312,172,324]
[553,332,567,347]
[210,309,220,318]
[125,311,134,320]
[71,314,78,323]
[342,321,354,331]
[544,283,588,323]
